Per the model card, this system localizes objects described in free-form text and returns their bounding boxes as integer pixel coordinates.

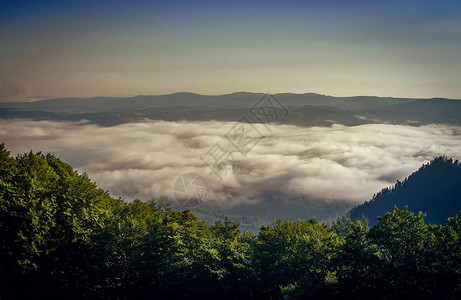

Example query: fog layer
[2,120,461,208]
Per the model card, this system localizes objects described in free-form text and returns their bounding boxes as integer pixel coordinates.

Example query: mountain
[349,156,461,226]
[1,92,460,126]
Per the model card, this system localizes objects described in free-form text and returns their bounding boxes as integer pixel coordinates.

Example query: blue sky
[1,0,461,100]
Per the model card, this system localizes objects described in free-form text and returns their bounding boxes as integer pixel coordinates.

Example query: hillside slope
[349,156,461,225]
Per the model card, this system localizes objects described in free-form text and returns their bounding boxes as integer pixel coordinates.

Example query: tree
[334,216,380,298]
[368,206,432,297]
[0,149,110,298]
[254,219,340,299]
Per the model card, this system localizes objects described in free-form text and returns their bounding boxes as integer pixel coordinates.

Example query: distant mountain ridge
[1,92,460,126]
[0,92,431,110]
[349,156,461,225]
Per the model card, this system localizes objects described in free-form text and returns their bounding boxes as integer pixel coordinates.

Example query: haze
[1,0,461,101]
[2,120,461,213]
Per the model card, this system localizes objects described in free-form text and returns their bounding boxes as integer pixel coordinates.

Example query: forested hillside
[1,144,460,299]
[349,156,461,226]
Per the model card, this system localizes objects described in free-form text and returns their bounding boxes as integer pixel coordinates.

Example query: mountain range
[1,92,460,126]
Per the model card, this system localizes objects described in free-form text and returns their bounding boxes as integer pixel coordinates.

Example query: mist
[2,119,461,211]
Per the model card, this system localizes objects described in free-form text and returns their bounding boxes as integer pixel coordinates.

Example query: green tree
[254,219,340,299]
[368,206,431,297]
[209,217,257,299]
[334,216,380,298]
[0,148,110,298]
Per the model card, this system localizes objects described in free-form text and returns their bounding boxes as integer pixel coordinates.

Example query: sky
[1,0,461,101]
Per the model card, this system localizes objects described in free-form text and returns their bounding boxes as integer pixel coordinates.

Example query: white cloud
[2,120,461,208]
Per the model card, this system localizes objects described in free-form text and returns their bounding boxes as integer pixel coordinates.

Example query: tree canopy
[1,144,460,299]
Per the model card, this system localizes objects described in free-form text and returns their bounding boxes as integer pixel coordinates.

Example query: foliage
[1,144,460,299]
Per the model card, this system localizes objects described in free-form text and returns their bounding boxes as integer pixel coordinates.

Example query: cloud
[2,120,461,210]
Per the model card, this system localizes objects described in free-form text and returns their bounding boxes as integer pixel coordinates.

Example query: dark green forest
[1,144,460,299]
[350,156,461,226]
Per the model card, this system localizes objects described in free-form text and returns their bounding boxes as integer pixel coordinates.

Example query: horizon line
[1,91,458,103]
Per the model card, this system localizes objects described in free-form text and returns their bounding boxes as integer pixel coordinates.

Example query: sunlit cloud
[2,120,461,210]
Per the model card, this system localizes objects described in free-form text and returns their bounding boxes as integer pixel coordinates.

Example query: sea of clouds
[2,119,461,210]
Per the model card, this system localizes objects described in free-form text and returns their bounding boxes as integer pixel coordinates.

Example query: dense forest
[1,144,460,299]
[349,156,461,226]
